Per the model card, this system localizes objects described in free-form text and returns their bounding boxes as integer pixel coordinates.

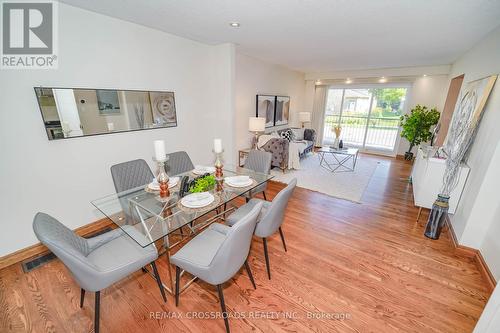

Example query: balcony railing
[323,115,400,150]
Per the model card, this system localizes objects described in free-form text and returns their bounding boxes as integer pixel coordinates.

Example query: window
[323,86,408,153]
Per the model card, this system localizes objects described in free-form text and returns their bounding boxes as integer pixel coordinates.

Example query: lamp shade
[249,117,266,132]
[299,112,311,122]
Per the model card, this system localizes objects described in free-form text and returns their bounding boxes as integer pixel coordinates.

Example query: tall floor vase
[424,195,450,239]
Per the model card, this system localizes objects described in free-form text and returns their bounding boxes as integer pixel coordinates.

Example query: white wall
[305,65,451,81]
[0,4,234,256]
[447,25,500,280]
[234,52,305,150]
[397,75,450,155]
[474,283,500,332]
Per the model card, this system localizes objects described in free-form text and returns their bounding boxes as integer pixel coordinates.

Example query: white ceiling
[60,0,500,73]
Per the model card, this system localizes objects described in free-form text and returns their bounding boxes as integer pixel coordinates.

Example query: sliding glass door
[323,86,408,155]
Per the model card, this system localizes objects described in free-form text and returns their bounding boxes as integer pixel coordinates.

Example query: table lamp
[249,117,266,149]
[299,112,311,128]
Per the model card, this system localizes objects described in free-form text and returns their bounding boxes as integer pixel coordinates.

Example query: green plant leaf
[189,175,216,193]
[400,104,440,153]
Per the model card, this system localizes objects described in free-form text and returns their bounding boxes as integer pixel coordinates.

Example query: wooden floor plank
[0,154,490,332]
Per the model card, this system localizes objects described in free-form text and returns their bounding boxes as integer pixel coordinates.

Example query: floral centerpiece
[331,125,342,148]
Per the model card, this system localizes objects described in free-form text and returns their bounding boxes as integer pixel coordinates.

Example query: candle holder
[156,160,170,199]
[213,149,224,191]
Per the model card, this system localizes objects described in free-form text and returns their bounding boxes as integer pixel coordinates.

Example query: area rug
[270,153,379,203]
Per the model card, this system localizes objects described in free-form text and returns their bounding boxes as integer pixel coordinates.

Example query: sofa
[259,128,316,171]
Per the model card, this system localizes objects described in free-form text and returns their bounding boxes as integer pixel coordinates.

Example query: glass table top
[318,147,359,155]
[91,165,273,247]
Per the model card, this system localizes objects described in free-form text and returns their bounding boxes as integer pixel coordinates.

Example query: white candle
[213,138,222,153]
[154,140,166,161]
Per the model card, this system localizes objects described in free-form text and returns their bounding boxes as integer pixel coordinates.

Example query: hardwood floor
[0,154,490,332]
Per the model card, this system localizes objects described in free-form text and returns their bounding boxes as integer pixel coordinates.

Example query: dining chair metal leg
[151,262,167,303]
[262,238,271,280]
[244,260,256,289]
[217,284,230,333]
[278,227,287,252]
[141,267,147,273]
[245,197,250,203]
[262,192,267,201]
[80,288,85,308]
[95,291,100,333]
[175,266,181,306]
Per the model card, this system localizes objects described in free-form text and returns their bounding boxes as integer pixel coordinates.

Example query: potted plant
[399,105,440,160]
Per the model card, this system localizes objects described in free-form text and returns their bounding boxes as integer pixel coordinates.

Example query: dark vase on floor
[424,194,450,239]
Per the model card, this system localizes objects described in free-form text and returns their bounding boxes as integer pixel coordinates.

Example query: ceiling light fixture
[229,22,240,28]
[345,78,352,84]
[379,76,387,83]
[423,74,428,77]
[315,79,322,85]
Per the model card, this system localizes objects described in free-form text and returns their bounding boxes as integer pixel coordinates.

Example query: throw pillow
[280,129,293,142]
[291,128,305,140]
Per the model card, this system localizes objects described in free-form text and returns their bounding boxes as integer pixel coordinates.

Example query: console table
[411,147,470,220]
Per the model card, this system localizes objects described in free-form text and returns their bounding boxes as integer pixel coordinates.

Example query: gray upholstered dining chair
[244,150,272,201]
[171,201,263,333]
[110,159,154,193]
[33,212,166,333]
[165,151,194,176]
[226,178,297,279]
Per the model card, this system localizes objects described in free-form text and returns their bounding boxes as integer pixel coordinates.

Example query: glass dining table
[91,165,273,294]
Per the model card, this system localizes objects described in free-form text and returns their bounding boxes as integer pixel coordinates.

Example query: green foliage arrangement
[399,105,440,159]
[189,175,216,193]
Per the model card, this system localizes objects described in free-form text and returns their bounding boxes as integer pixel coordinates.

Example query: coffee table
[317,147,359,172]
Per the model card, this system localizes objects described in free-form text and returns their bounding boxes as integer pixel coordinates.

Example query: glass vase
[424,194,450,240]
[157,161,170,198]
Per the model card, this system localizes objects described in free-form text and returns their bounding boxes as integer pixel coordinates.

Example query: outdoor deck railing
[323,115,400,150]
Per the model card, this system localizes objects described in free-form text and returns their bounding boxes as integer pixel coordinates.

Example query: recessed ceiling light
[229,22,240,27]
[315,79,322,85]
[379,77,387,83]
[423,74,427,77]
[345,78,352,84]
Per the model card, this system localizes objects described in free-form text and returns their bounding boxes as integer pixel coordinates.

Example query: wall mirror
[35,87,177,140]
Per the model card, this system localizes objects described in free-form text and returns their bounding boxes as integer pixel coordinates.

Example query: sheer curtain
[311,85,327,146]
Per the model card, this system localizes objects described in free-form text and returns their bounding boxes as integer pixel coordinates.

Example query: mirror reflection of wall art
[275,96,290,126]
[149,91,177,126]
[256,95,276,128]
[96,90,121,114]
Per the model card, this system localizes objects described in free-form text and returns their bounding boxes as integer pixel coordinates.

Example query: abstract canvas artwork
[256,94,291,127]
[149,91,177,126]
[256,95,276,128]
[275,96,290,126]
[442,75,497,195]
